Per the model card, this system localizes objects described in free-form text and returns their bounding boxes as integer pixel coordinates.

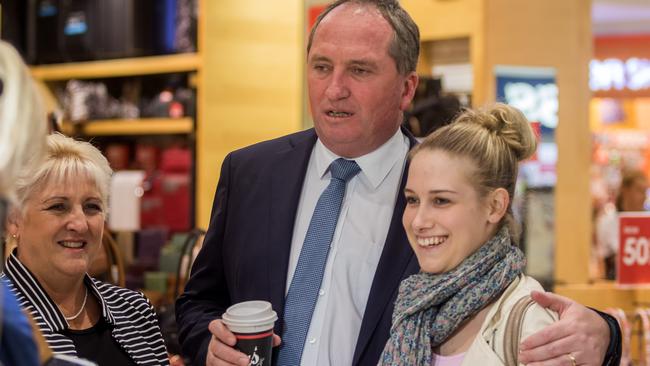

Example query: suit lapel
[352,129,419,364]
[267,129,317,332]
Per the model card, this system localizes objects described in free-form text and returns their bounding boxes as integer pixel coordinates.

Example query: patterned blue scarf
[379,226,526,365]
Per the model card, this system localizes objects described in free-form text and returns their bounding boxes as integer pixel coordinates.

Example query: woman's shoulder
[496,275,557,319]
[89,278,154,311]
[491,275,558,337]
[88,278,169,364]
[506,275,545,298]
[463,276,558,365]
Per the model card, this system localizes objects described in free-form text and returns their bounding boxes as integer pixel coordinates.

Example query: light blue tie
[276,158,361,366]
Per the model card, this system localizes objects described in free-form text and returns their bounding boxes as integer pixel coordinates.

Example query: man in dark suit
[177,1,620,365]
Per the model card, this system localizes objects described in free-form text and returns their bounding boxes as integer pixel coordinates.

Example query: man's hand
[518,291,609,366]
[206,319,281,366]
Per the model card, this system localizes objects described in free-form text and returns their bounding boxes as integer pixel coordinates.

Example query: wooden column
[403,0,593,284]
[197,0,304,227]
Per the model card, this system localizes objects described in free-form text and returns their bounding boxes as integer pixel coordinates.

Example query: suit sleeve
[593,309,622,366]
[176,153,234,366]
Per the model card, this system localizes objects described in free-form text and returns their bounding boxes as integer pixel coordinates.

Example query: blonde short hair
[14,133,113,213]
[0,41,47,201]
[411,103,537,241]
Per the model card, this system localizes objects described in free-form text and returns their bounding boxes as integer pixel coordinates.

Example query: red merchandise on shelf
[160,146,191,172]
[161,172,191,231]
[135,144,159,173]
[140,172,165,228]
[138,146,192,232]
[105,144,130,170]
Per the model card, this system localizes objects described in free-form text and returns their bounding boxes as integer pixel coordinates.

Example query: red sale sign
[618,212,650,284]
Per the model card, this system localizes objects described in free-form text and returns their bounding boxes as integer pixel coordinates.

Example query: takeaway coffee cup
[222,300,278,366]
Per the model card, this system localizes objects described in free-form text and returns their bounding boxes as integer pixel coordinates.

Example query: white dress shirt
[285,128,410,366]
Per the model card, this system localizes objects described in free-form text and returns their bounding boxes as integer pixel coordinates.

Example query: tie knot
[329,158,361,182]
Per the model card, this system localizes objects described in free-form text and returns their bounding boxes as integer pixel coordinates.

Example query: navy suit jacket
[176,128,420,365]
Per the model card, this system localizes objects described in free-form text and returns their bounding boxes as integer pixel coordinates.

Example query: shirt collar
[314,129,409,190]
[4,250,115,332]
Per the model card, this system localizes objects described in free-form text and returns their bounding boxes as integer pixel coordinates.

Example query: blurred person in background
[403,77,462,139]
[596,169,649,279]
[616,169,648,212]
[0,39,48,366]
[3,133,169,365]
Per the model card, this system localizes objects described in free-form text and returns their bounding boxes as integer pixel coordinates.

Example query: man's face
[307,3,418,158]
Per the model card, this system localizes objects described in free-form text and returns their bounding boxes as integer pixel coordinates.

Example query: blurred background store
[1,0,650,363]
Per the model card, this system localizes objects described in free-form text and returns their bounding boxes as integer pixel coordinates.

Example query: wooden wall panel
[197,0,304,227]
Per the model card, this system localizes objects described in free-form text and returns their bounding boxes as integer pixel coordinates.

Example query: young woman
[380,103,558,365]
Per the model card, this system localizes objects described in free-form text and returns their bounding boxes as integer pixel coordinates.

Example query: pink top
[432,352,466,366]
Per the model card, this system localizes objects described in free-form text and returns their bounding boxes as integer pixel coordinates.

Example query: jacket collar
[4,250,115,332]
[352,126,420,364]
[268,129,318,330]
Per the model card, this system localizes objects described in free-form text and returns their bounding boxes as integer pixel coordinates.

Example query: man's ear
[487,188,509,224]
[399,72,419,111]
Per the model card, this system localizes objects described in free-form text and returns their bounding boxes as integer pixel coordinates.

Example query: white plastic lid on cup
[221,300,278,334]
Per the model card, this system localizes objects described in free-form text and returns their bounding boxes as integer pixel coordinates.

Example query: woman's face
[402,149,501,274]
[10,175,105,281]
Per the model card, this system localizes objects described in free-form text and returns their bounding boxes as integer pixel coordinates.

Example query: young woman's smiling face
[402,149,500,274]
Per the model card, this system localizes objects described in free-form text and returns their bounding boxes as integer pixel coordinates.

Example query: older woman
[4,133,169,365]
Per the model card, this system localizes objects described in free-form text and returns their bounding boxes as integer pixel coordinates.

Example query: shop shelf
[60,117,193,136]
[31,53,201,81]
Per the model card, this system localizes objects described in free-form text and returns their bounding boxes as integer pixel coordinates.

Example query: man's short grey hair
[0,41,47,201]
[307,0,420,75]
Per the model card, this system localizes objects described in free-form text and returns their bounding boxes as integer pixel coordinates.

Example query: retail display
[26,0,197,64]
[589,34,650,281]
[108,170,146,232]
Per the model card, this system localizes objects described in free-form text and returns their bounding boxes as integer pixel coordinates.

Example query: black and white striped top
[2,252,169,366]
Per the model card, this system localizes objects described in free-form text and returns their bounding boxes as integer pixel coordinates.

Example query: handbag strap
[504,295,536,365]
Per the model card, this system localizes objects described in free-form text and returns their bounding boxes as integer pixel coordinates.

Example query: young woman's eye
[405,196,419,205]
[433,197,450,206]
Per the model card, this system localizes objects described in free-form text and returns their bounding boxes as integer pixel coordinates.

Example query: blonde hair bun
[457,103,537,162]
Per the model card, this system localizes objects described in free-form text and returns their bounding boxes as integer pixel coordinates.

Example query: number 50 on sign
[618,213,650,285]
